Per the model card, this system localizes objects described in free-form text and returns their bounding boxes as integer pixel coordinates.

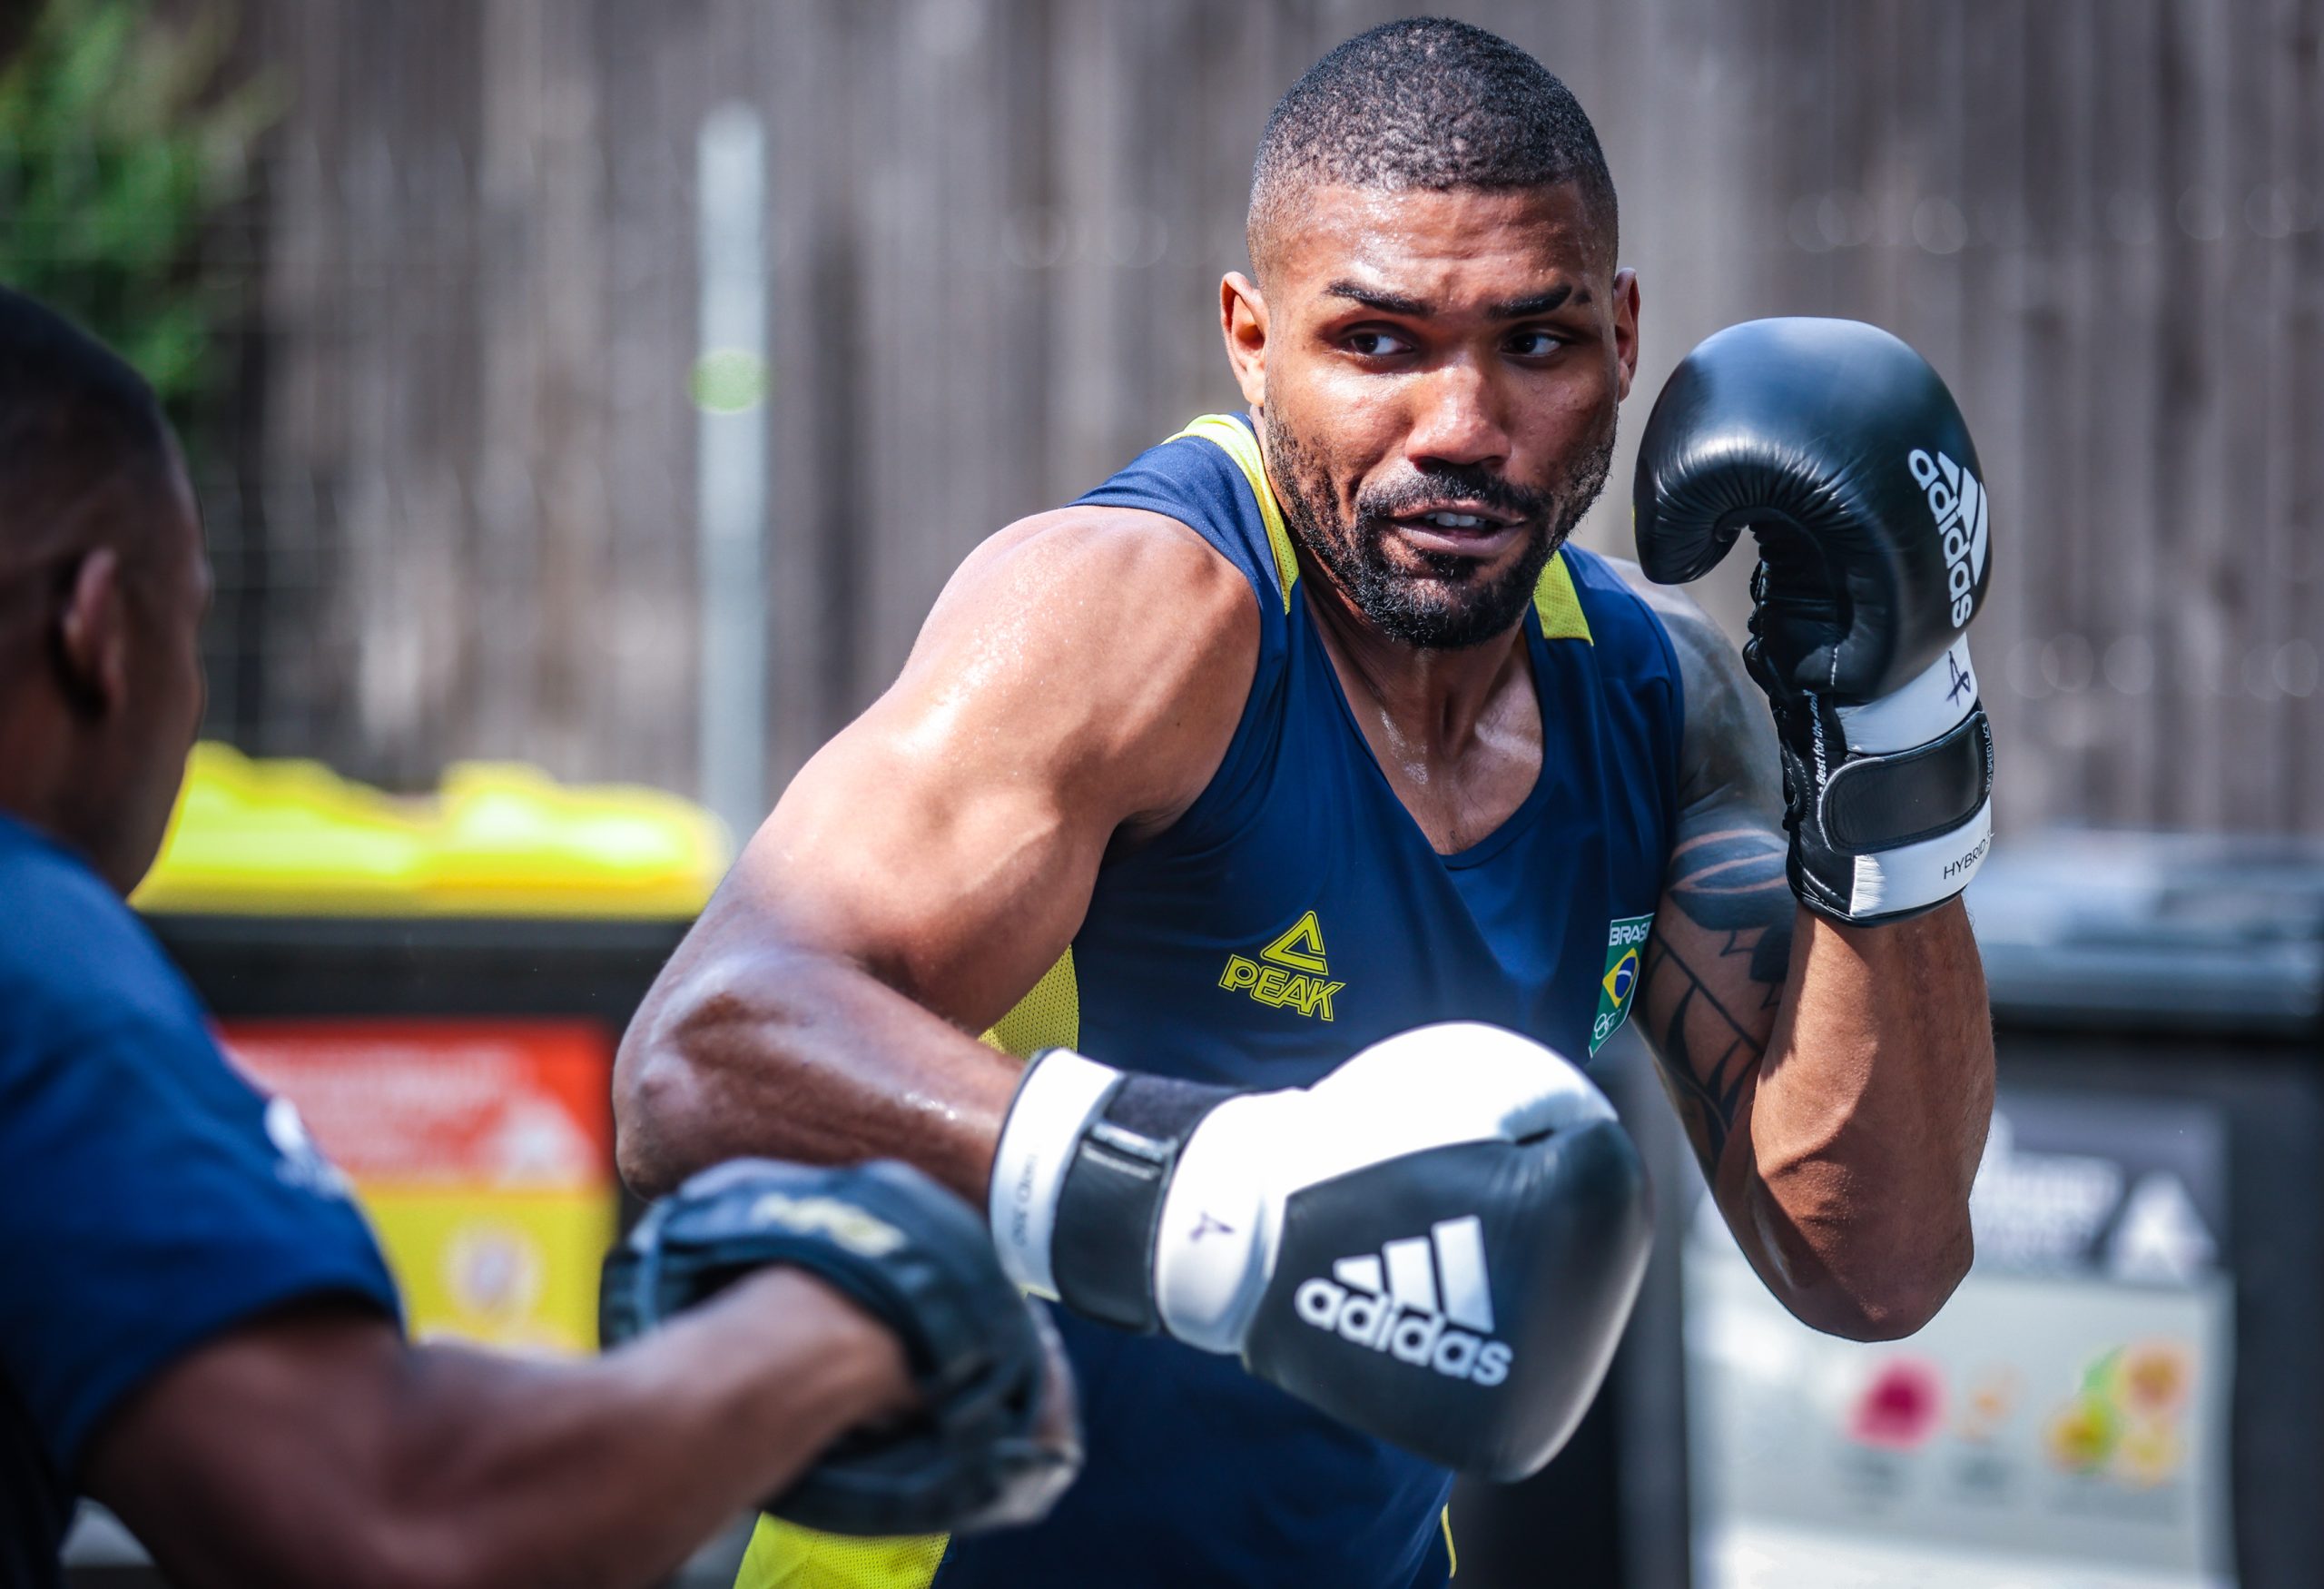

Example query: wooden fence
[212,0,2322,834]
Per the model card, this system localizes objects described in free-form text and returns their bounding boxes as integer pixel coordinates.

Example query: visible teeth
[1423,512,1487,529]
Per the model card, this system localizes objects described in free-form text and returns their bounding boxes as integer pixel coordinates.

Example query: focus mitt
[601,1158,1078,1535]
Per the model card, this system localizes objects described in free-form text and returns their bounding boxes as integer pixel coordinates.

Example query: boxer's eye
[1343,328,1413,358]
[1504,329,1567,359]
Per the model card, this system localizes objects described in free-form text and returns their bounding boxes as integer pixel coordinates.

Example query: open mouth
[1387,505,1528,558]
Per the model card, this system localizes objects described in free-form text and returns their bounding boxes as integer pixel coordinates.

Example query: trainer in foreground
[617,20,1995,1589]
[0,286,1074,1589]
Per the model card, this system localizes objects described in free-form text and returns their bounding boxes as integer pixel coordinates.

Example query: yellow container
[134,743,729,918]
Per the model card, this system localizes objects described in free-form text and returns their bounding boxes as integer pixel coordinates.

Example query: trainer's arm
[1630,582,1993,1341]
[84,1271,907,1589]
[615,509,1257,1202]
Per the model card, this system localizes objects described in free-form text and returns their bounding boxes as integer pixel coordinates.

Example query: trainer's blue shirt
[0,814,399,1589]
[742,414,1682,1589]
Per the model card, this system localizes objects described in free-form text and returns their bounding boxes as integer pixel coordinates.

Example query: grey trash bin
[1671,833,2324,1589]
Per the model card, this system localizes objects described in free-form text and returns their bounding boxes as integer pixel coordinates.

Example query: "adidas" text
[1906,448,1990,629]
[1292,1216,1512,1387]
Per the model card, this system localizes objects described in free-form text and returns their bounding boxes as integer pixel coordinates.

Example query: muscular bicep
[615,510,1258,1199]
[704,508,1257,1031]
[1620,567,1798,1193]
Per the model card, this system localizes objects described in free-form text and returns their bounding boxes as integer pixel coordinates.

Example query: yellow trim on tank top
[1169,412,1592,644]
[1170,413,1300,612]
[1531,550,1592,643]
[734,1504,1451,1588]
[734,1516,947,1589]
[980,946,1078,1057]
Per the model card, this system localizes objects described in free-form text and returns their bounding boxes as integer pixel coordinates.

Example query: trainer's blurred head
[1227,18,1639,650]
[0,287,207,893]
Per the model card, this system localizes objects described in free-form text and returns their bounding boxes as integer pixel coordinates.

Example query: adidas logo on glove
[993,1031,1651,1476]
[1293,1216,1512,1387]
[1907,448,1989,629]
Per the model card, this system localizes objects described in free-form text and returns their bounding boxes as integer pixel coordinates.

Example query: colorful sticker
[1591,913,1654,1054]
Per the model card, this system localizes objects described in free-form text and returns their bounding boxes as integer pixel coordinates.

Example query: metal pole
[694,102,768,846]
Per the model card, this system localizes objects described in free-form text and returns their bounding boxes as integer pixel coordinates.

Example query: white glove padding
[988,1023,1654,1479]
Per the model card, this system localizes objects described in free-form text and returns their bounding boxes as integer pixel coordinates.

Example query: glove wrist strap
[1768,641,1995,925]
[989,1048,1120,1299]
[1797,795,1993,924]
[989,1051,1234,1327]
[1050,1075,1229,1333]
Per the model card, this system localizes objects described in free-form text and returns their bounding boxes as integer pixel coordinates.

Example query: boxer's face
[1224,182,1638,649]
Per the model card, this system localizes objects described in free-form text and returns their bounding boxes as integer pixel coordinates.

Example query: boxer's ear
[1220,271,1269,410]
[1612,268,1641,402]
[52,548,130,719]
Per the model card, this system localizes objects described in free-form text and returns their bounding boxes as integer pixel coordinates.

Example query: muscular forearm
[1744,901,1993,1337]
[377,1268,906,1586]
[615,939,1021,1203]
[98,1271,909,1589]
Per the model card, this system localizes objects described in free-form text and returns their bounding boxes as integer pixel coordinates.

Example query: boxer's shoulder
[1600,556,1779,814]
[959,501,1256,635]
[0,814,197,1049]
[905,505,1260,775]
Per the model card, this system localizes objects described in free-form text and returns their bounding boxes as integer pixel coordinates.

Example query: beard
[1262,404,1616,651]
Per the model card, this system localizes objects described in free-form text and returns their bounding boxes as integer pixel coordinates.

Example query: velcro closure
[1820,708,1993,853]
[1051,1074,1227,1333]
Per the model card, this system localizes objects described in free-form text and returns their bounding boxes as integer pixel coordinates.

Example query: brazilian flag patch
[1590,914,1654,1055]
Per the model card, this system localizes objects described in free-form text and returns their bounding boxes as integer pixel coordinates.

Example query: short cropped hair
[1247,17,1618,275]
[0,287,173,580]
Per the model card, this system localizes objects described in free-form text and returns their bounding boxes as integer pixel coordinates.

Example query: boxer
[616,19,1995,1588]
[0,285,1075,1589]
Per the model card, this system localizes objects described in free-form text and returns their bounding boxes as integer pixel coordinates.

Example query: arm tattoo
[1643,826,1794,1173]
[1663,828,1795,985]
[1607,559,1796,1179]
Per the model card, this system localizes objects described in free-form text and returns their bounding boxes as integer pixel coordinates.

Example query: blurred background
[5,1,2319,1585]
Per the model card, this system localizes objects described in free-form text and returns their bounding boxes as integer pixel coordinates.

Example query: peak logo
[1906,449,1990,629]
[1292,1215,1512,1387]
[1218,911,1346,1022]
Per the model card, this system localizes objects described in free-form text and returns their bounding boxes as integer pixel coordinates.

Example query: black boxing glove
[601,1159,1078,1536]
[1633,317,1995,924]
[989,1023,1653,1480]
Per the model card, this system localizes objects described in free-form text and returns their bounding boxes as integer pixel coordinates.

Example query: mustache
[1354,465,1557,526]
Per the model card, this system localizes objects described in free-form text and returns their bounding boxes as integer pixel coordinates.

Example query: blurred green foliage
[0,0,278,429]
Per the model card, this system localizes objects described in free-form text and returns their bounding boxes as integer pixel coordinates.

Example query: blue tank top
[739,414,1683,1589]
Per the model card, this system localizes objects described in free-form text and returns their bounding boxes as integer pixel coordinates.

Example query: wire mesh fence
[4,0,2319,830]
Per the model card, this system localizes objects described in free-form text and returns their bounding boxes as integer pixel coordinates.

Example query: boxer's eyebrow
[1484,285,1581,319]
[1323,281,1432,317]
[1321,281,1586,320]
